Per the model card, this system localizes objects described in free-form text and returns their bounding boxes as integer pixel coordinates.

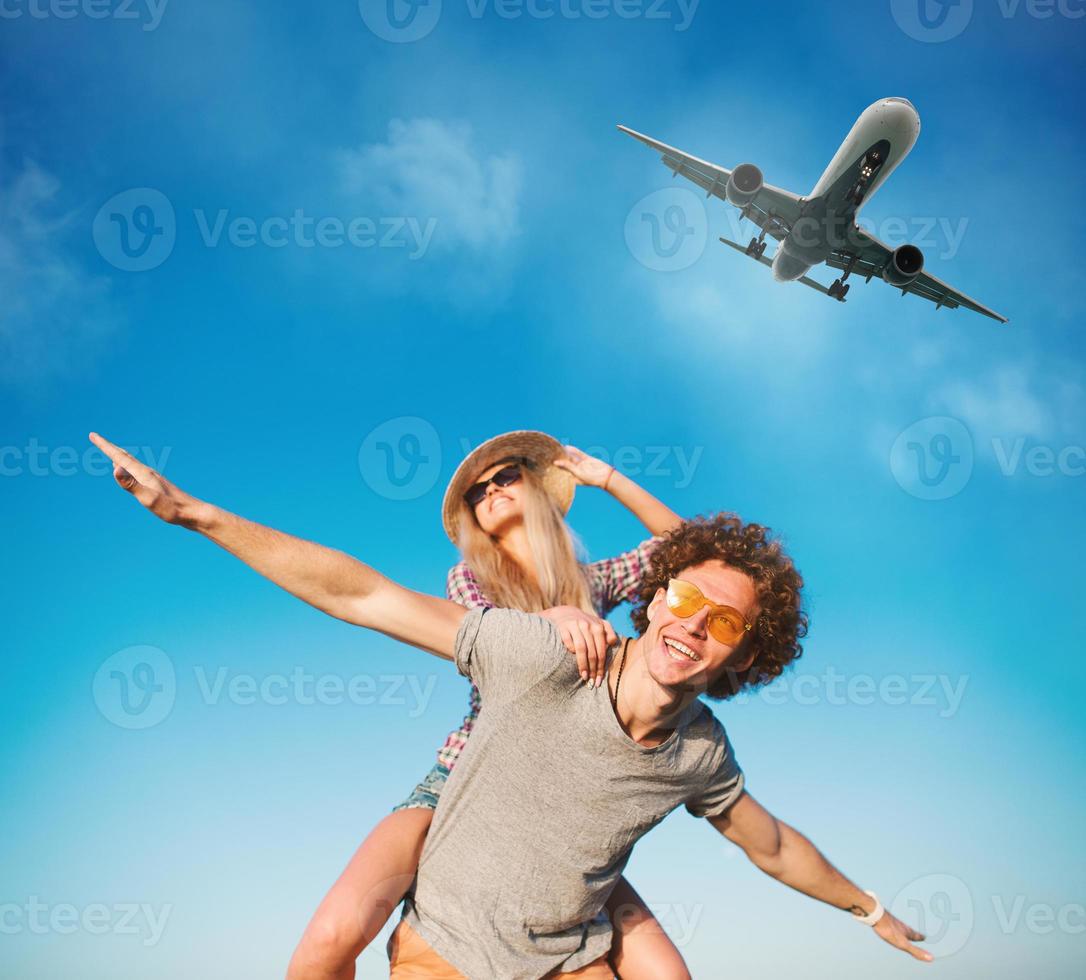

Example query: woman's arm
[89,432,465,659]
[554,445,682,536]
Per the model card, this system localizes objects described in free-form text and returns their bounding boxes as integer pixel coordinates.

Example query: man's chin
[647,641,708,693]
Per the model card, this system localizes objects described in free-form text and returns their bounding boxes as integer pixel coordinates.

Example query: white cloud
[931,366,1057,443]
[0,159,116,386]
[337,118,521,252]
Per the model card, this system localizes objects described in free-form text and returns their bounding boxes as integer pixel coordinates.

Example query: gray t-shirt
[397,607,745,979]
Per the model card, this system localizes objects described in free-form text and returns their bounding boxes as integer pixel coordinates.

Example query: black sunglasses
[463,463,524,508]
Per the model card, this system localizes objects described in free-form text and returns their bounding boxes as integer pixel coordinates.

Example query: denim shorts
[392,762,450,813]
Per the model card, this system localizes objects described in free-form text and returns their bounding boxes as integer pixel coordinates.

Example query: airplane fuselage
[771,98,922,282]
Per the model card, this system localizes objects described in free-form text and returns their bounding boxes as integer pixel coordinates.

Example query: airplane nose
[876,98,921,139]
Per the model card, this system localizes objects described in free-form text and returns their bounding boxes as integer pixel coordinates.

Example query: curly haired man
[89,432,932,980]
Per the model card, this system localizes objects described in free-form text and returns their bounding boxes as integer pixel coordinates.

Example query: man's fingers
[115,466,137,492]
[902,940,933,962]
[89,432,156,485]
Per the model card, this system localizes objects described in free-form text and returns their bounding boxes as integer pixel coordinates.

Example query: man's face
[640,559,759,695]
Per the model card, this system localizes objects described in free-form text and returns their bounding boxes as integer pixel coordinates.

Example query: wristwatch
[853,890,885,925]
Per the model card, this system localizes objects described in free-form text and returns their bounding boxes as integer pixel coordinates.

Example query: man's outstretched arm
[89,433,465,659]
[708,791,933,963]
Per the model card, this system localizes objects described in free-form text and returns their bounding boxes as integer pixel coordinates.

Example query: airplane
[619,98,1008,323]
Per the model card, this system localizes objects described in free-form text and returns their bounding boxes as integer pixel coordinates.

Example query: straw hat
[442,430,576,543]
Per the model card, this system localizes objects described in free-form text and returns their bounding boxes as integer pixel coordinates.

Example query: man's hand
[870,908,932,962]
[709,794,933,963]
[552,445,614,489]
[89,432,201,528]
[90,431,465,658]
[538,606,616,687]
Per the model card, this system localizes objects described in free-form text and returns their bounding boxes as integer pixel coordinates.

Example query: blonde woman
[287,432,690,980]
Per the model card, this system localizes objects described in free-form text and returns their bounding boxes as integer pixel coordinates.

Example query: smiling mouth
[663,636,700,662]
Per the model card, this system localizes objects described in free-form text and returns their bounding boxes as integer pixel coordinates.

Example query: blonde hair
[456,459,596,614]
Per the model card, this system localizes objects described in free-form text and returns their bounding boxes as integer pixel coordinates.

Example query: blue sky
[2,1,1084,977]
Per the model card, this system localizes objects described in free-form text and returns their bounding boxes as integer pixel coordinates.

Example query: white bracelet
[853,890,884,926]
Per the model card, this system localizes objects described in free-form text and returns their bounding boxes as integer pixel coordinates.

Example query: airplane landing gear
[745,235,767,258]
[829,254,856,300]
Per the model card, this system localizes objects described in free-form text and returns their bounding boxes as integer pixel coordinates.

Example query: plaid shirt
[436,538,659,770]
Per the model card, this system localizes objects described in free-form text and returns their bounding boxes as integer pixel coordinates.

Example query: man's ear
[732,635,756,674]
[646,587,667,622]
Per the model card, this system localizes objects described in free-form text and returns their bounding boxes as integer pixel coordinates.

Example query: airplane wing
[718,236,832,294]
[618,125,804,243]
[825,226,1008,323]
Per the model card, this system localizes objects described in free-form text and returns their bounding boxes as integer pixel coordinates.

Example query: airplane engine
[725,164,763,207]
[882,243,924,286]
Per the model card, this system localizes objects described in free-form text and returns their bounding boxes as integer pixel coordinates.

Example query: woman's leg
[604,876,691,980]
[286,807,434,980]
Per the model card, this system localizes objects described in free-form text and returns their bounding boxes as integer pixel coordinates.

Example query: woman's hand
[553,445,615,490]
[538,606,617,687]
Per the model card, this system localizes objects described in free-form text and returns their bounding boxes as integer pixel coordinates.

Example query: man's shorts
[391,762,449,813]
[388,920,613,978]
